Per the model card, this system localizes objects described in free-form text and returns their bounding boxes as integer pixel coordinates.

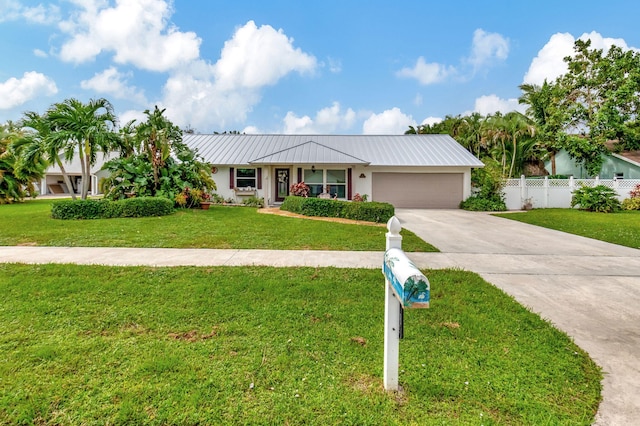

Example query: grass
[0,264,601,425]
[495,209,640,249]
[0,200,435,252]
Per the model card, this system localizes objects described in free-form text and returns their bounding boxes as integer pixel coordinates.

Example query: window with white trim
[303,168,346,198]
[236,168,256,188]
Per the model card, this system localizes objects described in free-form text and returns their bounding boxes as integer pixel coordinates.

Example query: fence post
[544,176,549,208]
[384,216,402,391]
[520,175,526,208]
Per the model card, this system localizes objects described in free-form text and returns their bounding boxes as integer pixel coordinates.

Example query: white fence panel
[502,176,640,210]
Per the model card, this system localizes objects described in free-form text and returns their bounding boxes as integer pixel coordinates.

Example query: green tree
[46,98,120,199]
[0,122,45,203]
[101,107,216,203]
[14,111,77,200]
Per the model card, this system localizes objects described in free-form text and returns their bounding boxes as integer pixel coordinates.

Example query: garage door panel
[372,173,463,208]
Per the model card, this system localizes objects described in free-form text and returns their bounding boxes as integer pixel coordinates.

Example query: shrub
[52,197,174,220]
[460,195,507,211]
[352,193,368,202]
[281,196,394,223]
[461,159,507,211]
[571,185,621,213]
[622,198,640,210]
[622,184,640,210]
[242,196,265,208]
[343,201,394,222]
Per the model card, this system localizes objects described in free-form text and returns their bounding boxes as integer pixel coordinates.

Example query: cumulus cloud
[396,57,454,85]
[282,102,356,134]
[214,20,316,91]
[523,31,639,85]
[468,28,509,71]
[362,108,416,135]
[161,21,318,131]
[80,67,147,104]
[0,1,60,24]
[118,109,148,126]
[421,116,442,126]
[472,94,526,116]
[0,71,58,109]
[58,0,201,72]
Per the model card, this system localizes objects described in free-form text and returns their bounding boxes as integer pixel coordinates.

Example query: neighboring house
[545,150,640,179]
[40,152,118,196]
[184,134,484,208]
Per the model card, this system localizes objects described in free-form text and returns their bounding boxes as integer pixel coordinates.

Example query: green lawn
[0,200,435,252]
[0,264,601,425]
[495,209,640,249]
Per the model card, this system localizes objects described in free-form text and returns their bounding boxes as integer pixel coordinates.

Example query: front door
[275,168,290,202]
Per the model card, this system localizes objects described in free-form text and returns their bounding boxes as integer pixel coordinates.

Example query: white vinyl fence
[503,176,640,210]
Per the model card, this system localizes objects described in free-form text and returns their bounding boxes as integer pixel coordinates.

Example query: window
[236,168,256,188]
[303,168,346,198]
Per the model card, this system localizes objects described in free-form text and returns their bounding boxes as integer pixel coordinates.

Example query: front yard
[0,200,435,252]
[0,264,601,425]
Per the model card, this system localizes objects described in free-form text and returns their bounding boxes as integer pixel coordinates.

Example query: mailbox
[383,247,430,309]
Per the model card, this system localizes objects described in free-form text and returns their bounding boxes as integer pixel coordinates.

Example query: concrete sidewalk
[2,209,639,424]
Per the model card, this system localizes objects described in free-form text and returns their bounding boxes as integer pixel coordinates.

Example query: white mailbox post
[382,216,430,391]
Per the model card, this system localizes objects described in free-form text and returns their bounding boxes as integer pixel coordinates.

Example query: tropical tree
[46,98,120,199]
[0,122,46,203]
[101,107,216,204]
[14,111,77,200]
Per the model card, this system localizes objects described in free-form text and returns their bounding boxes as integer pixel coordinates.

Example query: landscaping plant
[622,184,640,210]
[571,184,621,213]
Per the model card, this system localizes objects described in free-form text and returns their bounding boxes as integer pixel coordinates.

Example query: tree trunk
[56,157,76,201]
[551,153,557,176]
[82,153,91,199]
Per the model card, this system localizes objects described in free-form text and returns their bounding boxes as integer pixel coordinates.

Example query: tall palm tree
[134,106,183,193]
[46,98,120,199]
[15,111,77,199]
[0,122,46,202]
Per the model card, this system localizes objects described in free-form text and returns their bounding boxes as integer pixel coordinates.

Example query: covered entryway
[372,172,463,208]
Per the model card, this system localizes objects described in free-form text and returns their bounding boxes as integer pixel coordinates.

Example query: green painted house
[545,150,640,179]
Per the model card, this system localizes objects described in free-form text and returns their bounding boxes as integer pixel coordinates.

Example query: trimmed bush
[281,196,394,223]
[52,197,174,220]
[460,195,507,211]
[343,201,395,223]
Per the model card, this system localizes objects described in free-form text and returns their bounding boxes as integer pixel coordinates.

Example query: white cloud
[413,93,423,106]
[160,21,318,132]
[80,67,147,104]
[362,108,416,135]
[241,125,261,134]
[282,102,356,134]
[396,57,454,85]
[33,48,48,58]
[523,31,639,85]
[0,1,60,24]
[421,116,442,126]
[0,71,58,109]
[214,20,316,91]
[472,94,526,116]
[118,109,147,126]
[468,28,509,70]
[58,0,201,72]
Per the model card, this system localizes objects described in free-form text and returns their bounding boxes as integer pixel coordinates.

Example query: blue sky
[1,0,639,134]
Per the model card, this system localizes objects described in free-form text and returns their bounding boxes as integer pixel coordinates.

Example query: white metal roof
[183,134,484,167]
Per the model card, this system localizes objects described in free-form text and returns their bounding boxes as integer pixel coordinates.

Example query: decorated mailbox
[383,248,430,308]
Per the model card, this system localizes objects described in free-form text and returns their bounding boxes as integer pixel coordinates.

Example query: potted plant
[200,192,212,210]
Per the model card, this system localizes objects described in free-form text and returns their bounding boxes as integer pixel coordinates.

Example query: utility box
[383,247,430,309]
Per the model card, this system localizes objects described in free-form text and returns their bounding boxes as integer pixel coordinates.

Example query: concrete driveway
[395,209,640,426]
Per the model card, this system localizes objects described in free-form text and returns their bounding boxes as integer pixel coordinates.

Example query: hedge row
[51,197,175,220]
[280,196,394,223]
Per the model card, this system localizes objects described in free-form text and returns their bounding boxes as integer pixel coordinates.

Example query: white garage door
[372,173,463,208]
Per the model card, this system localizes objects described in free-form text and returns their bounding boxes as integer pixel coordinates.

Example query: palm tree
[15,111,77,199]
[134,106,184,194]
[46,98,120,199]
